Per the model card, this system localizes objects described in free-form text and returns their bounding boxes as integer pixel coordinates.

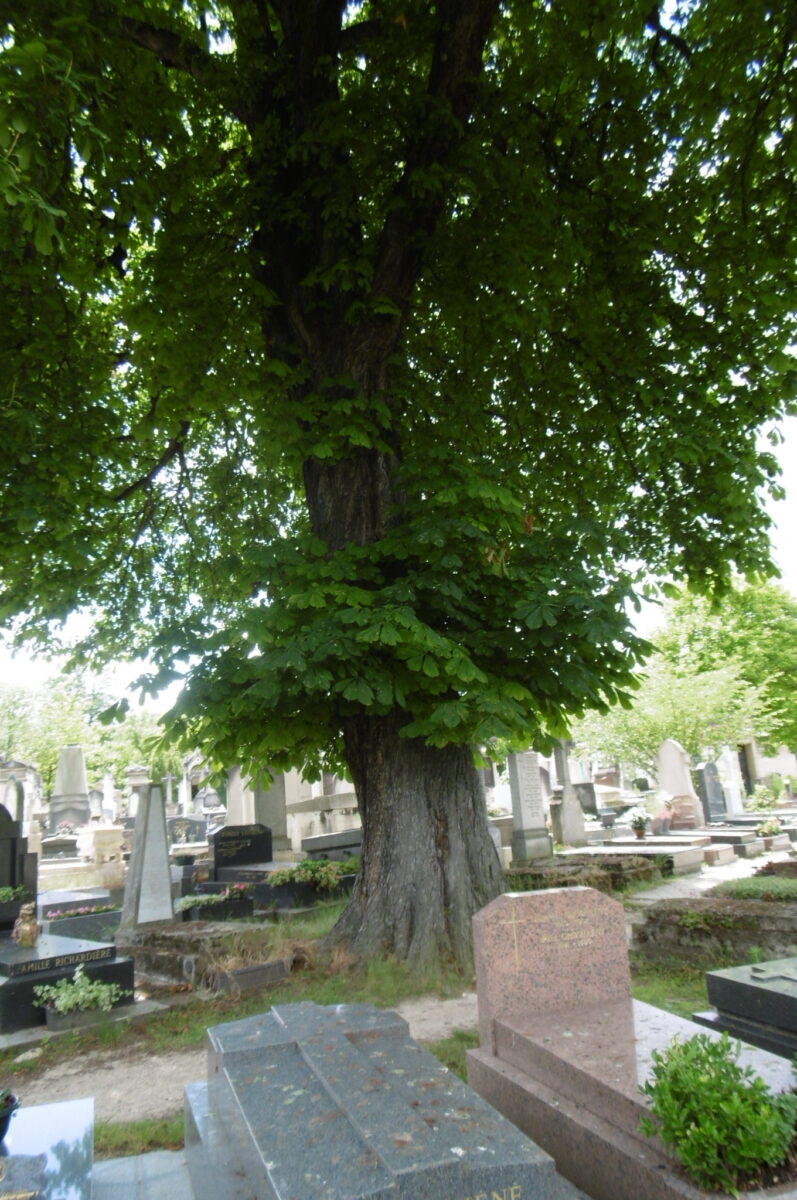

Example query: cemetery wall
[632,897,797,961]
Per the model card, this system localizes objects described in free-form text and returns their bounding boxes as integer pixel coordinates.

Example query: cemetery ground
[2,851,784,1165]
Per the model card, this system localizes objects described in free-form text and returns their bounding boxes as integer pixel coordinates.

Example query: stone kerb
[473,887,631,1053]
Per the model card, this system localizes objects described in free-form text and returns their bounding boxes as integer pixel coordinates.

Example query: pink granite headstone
[473,887,631,1051]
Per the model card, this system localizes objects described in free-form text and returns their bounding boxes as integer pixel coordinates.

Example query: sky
[1,413,796,700]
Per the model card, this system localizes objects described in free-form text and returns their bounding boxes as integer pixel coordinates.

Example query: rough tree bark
[331,711,505,969]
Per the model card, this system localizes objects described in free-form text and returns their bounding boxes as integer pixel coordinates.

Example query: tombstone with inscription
[167,816,207,847]
[184,1000,582,1200]
[695,760,727,822]
[49,744,91,831]
[211,823,272,882]
[0,931,134,1033]
[507,751,552,863]
[466,888,796,1200]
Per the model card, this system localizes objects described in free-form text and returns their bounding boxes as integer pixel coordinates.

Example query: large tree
[1,1,796,967]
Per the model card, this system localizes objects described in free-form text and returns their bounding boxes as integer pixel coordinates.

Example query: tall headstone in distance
[655,738,702,828]
[119,783,174,927]
[49,744,90,832]
[507,751,552,863]
[224,766,255,826]
[552,740,586,846]
[696,761,727,822]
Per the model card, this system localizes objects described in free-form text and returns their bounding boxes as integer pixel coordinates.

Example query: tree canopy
[655,580,797,753]
[1,1,796,965]
[0,675,183,794]
[570,654,771,777]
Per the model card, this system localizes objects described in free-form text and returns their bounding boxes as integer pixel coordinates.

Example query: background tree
[655,581,797,752]
[0,677,181,794]
[1,2,796,967]
[570,656,771,779]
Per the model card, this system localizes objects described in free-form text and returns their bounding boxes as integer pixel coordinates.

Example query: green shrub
[639,1033,797,1197]
[33,965,132,1014]
[268,859,350,891]
[746,784,776,811]
[713,877,797,903]
[0,886,29,903]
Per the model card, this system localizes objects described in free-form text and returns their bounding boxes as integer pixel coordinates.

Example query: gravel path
[5,992,478,1123]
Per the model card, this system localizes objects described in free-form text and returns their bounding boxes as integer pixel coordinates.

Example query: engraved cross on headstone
[498,903,532,972]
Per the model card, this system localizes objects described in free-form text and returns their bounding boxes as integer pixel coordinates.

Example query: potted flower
[757,817,783,848]
[627,806,651,839]
[0,1089,19,1142]
[33,965,132,1031]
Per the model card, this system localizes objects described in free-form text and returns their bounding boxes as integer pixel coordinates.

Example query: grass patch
[712,877,797,902]
[629,954,710,1019]
[424,1029,480,1081]
[94,1116,183,1159]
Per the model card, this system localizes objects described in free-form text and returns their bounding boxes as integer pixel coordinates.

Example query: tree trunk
[326,711,505,971]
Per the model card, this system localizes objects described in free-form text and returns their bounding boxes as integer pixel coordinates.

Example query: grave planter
[43,1006,107,1032]
[188,896,254,922]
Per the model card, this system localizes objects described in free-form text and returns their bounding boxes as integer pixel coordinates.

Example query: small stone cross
[751,965,797,984]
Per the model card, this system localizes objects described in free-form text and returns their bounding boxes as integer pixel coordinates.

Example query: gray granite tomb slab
[185,1000,582,1200]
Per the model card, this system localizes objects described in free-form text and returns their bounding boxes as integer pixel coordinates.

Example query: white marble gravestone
[508,751,552,862]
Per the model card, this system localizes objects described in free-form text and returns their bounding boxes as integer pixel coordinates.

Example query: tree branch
[106,11,241,115]
[370,0,501,311]
[113,421,191,503]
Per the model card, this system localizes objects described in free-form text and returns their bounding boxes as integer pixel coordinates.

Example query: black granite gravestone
[185,1001,582,1200]
[693,955,797,1057]
[0,802,38,931]
[211,823,272,882]
[696,761,726,822]
[167,816,207,846]
[0,933,134,1033]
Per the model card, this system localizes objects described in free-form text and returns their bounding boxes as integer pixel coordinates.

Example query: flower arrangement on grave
[46,904,120,921]
[268,858,355,892]
[175,883,254,914]
[33,964,131,1015]
[756,818,782,838]
[626,806,651,832]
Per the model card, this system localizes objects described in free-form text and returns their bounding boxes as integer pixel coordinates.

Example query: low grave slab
[693,955,797,1058]
[185,1000,584,1200]
[559,843,704,874]
[301,827,362,861]
[3,1096,93,1200]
